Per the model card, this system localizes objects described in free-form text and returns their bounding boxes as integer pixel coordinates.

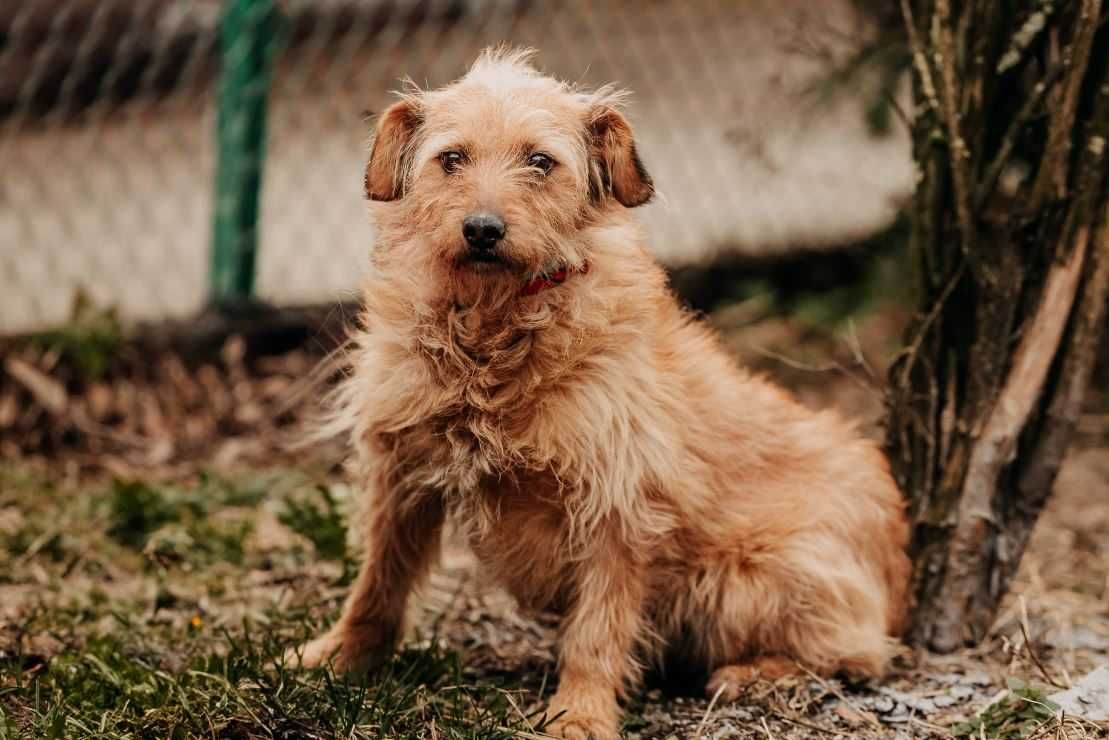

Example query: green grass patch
[278,484,348,563]
[953,678,1062,739]
[0,465,543,739]
[103,477,260,567]
[25,291,122,380]
[1,616,538,739]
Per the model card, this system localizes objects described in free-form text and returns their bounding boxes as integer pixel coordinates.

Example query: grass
[0,467,544,739]
[25,291,122,380]
[2,621,537,739]
[3,449,1106,738]
[277,484,350,564]
[952,681,1055,739]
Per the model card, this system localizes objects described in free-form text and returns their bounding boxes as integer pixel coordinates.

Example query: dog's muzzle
[462,212,506,260]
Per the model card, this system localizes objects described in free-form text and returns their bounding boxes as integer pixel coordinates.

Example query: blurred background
[1,0,924,469]
[1,0,912,334]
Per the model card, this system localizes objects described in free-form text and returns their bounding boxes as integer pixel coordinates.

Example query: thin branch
[996,4,1059,75]
[885,88,913,131]
[695,682,728,739]
[976,62,1067,211]
[899,0,941,113]
[893,261,968,389]
[1018,595,1067,689]
[502,690,541,735]
[770,711,841,736]
[798,666,882,729]
[932,0,978,276]
[843,318,878,383]
[746,343,876,394]
[1029,0,1102,209]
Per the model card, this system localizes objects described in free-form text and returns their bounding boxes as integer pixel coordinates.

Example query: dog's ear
[365,99,422,201]
[588,106,654,208]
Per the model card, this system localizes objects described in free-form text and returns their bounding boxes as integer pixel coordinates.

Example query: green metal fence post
[209,0,280,312]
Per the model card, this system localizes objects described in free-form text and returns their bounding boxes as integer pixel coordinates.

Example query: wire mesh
[0,0,913,335]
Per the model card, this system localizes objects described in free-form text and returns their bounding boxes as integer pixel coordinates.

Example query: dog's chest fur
[369,298,581,496]
[361,300,587,608]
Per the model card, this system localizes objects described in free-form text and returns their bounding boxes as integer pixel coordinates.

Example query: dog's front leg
[546,540,646,740]
[286,477,444,674]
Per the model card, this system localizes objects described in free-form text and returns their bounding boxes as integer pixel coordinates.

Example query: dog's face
[365,49,653,281]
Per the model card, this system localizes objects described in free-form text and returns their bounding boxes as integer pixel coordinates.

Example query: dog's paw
[705,665,759,704]
[707,658,800,703]
[283,628,389,674]
[283,632,344,671]
[545,705,625,740]
[544,714,620,740]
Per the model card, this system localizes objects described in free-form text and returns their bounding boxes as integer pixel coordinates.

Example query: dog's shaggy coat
[290,48,911,739]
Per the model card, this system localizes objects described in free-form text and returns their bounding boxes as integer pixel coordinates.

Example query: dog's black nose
[462,213,506,252]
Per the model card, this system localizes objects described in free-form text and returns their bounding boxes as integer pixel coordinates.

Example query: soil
[1,302,1107,738]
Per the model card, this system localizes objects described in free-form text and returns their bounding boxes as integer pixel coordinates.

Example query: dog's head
[365,47,653,285]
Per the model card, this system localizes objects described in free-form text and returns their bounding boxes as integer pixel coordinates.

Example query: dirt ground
[1,294,1107,738]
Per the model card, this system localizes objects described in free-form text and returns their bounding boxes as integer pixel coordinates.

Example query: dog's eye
[439,151,465,174]
[527,152,555,175]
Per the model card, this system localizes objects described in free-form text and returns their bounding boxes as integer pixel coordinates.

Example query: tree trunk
[886,0,1109,652]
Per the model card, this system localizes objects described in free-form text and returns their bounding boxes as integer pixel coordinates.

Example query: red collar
[520,261,590,296]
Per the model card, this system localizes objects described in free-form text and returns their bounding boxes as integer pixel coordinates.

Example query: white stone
[1049,666,1109,721]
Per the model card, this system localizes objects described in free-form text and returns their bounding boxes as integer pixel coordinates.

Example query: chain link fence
[1,0,913,335]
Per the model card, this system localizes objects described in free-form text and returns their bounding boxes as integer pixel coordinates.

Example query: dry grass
[1,293,1107,738]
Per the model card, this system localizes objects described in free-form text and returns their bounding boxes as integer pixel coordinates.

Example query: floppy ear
[365,99,422,201]
[588,106,654,208]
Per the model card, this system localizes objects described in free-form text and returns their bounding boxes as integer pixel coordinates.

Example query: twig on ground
[695,681,728,739]
[799,666,882,729]
[1018,595,1067,689]
[4,356,67,414]
[770,711,840,736]
[502,689,540,736]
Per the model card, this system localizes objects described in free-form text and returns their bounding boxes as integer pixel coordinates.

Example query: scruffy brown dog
[289,48,911,739]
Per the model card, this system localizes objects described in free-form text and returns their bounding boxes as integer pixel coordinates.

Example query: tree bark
[886,0,1109,652]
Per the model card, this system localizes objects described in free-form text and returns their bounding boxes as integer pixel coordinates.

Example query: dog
[288,48,911,739]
